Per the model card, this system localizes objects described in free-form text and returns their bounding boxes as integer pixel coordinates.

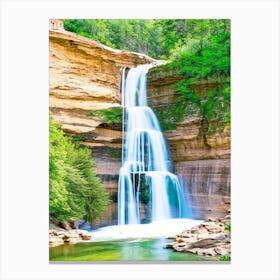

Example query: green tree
[62,19,230,132]
[49,117,110,223]
[174,19,231,132]
[156,19,187,59]
[63,19,163,58]
[64,19,113,47]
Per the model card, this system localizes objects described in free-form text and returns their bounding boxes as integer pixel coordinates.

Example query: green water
[49,238,218,262]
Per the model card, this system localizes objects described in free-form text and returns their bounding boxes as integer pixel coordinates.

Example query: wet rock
[167,213,231,257]
[165,243,175,249]
[186,248,198,254]
[49,236,64,247]
[190,227,200,234]
[60,221,72,231]
[69,219,79,229]
[75,229,92,240]
[49,229,92,247]
[197,232,210,240]
[206,217,216,222]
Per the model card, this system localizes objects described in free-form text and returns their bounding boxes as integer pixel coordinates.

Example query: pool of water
[49,238,218,262]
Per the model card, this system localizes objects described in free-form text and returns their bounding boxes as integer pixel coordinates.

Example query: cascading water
[118,64,191,225]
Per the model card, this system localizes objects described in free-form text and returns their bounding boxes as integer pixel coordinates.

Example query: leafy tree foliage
[49,117,110,222]
[63,19,230,132]
[64,19,164,58]
[172,19,231,132]
[219,255,231,261]
[51,19,230,224]
[64,19,230,126]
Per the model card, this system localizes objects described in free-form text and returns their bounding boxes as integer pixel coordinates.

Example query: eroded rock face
[147,65,231,221]
[49,30,163,227]
[49,30,230,226]
[164,118,230,161]
[91,147,121,227]
[174,159,230,219]
[147,66,230,161]
[167,213,231,257]
[49,229,92,247]
[49,29,160,144]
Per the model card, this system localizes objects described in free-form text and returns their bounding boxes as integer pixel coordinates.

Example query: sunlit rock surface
[49,29,160,139]
[147,66,231,220]
[167,212,231,257]
[49,30,230,226]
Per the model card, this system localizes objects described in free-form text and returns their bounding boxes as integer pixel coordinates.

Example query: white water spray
[118,64,191,225]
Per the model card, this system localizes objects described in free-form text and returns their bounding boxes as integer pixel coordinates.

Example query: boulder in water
[49,229,92,247]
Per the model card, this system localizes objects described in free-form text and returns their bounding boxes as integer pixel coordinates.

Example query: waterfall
[118,64,190,225]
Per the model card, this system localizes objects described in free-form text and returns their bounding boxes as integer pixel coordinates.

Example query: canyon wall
[147,66,231,220]
[49,29,160,226]
[49,28,230,226]
[50,29,159,142]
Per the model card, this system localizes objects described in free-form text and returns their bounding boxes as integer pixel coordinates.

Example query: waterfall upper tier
[123,64,153,107]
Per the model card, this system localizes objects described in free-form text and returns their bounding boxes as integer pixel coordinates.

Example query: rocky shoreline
[49,216,92,247]
[49,212,231,256]
[49,229,91,247]
[166,211,231,258]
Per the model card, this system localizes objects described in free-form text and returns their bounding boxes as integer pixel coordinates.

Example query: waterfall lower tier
[118,64,191,225]
[118,171,186,224]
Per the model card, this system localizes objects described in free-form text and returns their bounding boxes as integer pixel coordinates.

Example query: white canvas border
[0,0,279,279]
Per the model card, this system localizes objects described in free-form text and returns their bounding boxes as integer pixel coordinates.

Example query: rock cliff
[49,29,162,226]
[147,65,230,162]
[49,29,160,146]
[166,212,231,258]
[49,29,230,226]
[147,65,231,220]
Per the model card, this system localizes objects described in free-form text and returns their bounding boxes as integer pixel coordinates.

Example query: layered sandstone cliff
[49,29,163,226]
[49,29,161,148]
[49,29,230,225]
[147,66,230,162]
[147,65,231,219]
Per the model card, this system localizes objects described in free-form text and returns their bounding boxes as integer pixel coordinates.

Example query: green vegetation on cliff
[49,117,110,223]
[64,19,230,133]
[152,101,186,131]
[64,19,164,58]
[87,107,123,124]
[150,20,230,132]
[174,19,230,133]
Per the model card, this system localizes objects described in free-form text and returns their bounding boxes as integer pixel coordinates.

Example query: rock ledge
[167,212,231,258]
[49,229,91,247]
